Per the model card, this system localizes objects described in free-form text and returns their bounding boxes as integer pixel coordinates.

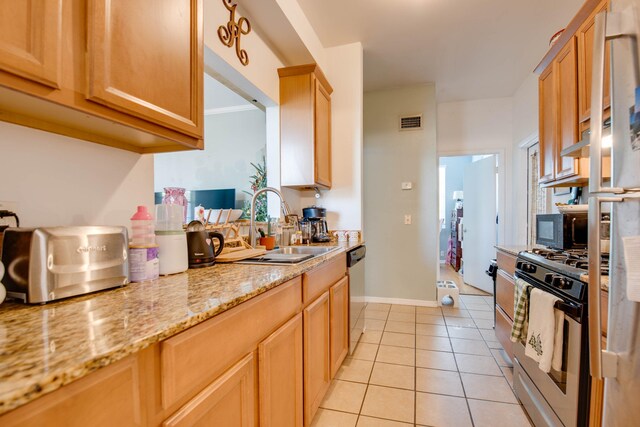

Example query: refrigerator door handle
[589,196,623,379]
[590,10,638,195]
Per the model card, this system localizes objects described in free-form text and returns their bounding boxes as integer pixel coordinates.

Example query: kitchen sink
[236,246,341,265]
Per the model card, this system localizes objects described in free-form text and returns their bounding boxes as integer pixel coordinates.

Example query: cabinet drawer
[160,277,301,409]
[496,251,516,277]
[303,253,346,305]
[163,352,257,427]
[496,270,515,320]
[495,306,514,361]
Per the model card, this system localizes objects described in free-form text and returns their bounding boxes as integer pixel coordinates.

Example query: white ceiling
[296,0,584,102]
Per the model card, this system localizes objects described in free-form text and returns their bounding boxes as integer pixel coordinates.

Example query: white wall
[154,109,266,208]
[299,43,364,231]
[204,0,284,104]
[0,122,153,227]
[436,97,513,248]
[510,73,539,245]
[364,85,438,301]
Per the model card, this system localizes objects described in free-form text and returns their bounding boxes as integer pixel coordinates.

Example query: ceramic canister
[129,246,160,282]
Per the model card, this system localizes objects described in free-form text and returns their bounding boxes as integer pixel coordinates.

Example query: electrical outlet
[404,214,412,225]
[401,182,412,190]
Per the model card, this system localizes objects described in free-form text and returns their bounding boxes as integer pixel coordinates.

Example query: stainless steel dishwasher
[347,245,366,354]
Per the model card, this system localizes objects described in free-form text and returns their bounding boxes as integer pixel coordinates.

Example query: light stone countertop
[0,239,364,416]
[494,245,535,257]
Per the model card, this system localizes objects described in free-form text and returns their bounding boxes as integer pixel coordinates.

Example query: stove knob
[544,273,554,284]
[524,264,537,273]
[550,276,572,289]
[516,261,523,270]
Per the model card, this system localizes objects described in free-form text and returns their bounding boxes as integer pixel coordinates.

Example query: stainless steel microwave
[536,213,588,250]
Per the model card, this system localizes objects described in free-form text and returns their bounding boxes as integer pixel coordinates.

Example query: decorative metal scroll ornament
[218,0,251,66]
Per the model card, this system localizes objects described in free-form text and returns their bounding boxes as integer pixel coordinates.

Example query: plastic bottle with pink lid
[130,205,156,246]
[129,206,159,282]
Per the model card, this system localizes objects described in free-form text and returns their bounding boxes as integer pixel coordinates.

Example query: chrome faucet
[249,187,292,247]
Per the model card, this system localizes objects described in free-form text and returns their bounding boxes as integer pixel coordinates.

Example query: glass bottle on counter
[162,187,188,222]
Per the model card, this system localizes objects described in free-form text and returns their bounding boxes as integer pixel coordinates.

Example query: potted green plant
[242,158,267,221]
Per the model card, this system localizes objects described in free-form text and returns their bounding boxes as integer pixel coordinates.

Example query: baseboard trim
[365,296,439,307]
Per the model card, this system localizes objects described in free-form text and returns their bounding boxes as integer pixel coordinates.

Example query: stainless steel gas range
[513,248,607,427]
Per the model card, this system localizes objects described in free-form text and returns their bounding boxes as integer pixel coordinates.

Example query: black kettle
[186,227,225,268]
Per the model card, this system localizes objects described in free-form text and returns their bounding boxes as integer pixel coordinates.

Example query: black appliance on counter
[536,213,588,250]
[302,206,331,243]
[512,248,606,427]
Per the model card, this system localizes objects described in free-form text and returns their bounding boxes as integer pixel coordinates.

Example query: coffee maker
[302,206,331,243]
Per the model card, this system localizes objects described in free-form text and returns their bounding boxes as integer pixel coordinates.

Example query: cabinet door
[578,0,611,123]
[86,0,203,137]
[258,313,303,427]
[314,79,332,188]
[0,0,62,88]
[303,291,331,426]
[496,270,515,320]
[330,276,349,378]
[539,64,556,183]
[555,38,579,180]
[0,355,144,427]
[163,352,257,427]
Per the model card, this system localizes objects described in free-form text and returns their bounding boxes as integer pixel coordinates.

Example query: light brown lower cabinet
[0,258,349,427]
[163,352,258,427]
[495,306,514,361]
[303,291,331,426]
[258,313,304,427]
[330,276,349,378]
[0,354,145,427]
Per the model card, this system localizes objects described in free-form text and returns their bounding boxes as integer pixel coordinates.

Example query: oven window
[547,319,569,394]
[538,220,555,241]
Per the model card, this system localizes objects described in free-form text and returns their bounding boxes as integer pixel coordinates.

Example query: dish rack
[202,208,245,248]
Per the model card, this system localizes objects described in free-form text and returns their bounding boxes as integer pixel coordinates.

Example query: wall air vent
[399,114,423,131]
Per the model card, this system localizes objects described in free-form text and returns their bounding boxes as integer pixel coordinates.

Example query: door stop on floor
[437,280,460,307]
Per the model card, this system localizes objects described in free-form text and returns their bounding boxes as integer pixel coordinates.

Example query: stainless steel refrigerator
[589,1,640,425]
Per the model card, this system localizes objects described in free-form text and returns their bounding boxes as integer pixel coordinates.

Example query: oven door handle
[588,196,622,379]
[554,300,581,319]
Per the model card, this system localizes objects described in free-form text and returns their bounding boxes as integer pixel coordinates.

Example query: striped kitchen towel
[511,278,531,343]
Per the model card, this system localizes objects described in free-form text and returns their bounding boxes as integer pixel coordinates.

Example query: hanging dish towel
[511,278,531,343]
[525,288,564,373]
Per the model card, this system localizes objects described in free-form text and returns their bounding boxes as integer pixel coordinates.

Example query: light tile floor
[311,295,533,427]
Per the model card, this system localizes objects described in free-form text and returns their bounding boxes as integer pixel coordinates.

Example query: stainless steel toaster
[1,226,129,304]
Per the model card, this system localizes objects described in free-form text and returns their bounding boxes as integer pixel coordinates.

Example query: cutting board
[216,248,267,263]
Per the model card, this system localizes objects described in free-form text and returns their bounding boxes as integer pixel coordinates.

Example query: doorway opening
[438,154,499,295]
[153,72,266,222]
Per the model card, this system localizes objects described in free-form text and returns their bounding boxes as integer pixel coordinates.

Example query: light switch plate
[401,182,412,190]
[404,214,412,225]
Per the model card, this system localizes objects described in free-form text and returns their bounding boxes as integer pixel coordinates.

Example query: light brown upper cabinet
[535,0,611,187]
[555,39,580,181]
[0,0,203,153]
[539,63,557,184]
[87,0,202,138]
[0,0,62,89]
[539,39,582,185]
[578,0,611,129]
[279,64,333,189]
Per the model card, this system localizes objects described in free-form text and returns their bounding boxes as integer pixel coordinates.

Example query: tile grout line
[445,302,476,427]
